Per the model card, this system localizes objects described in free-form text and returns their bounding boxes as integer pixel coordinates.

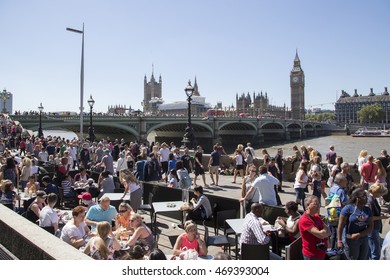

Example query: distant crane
[307,102,335,108]
[307,102,335,112]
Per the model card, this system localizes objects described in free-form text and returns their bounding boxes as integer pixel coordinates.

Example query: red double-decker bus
[206,109,225,117]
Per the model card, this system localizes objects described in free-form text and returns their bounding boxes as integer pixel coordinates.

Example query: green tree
[357,103,384,124]
[305,112,335,122]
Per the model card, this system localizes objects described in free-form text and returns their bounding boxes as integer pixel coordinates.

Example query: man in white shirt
[159,142,170,177]
[38,147,49,162]
[39,193,59,235]
[67,142,79,168]
[241,165,279,206]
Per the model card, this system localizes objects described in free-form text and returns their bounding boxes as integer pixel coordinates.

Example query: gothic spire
[294,49,300,63]
[151,64,155,80]
[292,49,303,72]
[193,76,200,96]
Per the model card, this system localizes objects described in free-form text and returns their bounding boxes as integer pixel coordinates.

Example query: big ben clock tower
[290,51,305,120]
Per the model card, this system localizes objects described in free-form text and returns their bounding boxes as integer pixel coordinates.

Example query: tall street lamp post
[66,24,85,143]
[1,89,11,114]
[38,103,44,138]
[87,95,95,143]
[182,80,195,148]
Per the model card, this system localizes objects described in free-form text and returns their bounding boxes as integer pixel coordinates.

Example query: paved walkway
[143,172,390,258]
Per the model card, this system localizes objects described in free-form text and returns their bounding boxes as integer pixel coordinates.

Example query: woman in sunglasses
[126,213,155,251]
[115,202,135,230]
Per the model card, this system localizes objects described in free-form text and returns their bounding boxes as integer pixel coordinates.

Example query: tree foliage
[305,112,335,122]
[357,103,384,124]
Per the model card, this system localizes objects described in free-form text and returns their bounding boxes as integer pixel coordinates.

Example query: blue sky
[1,0,389,113]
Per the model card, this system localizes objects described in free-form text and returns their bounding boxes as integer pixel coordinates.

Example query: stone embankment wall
[0,205,91,260]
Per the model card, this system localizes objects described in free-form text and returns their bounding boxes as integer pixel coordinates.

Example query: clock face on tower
[292,76,299,83]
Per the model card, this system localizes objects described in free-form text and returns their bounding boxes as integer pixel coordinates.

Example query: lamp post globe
[38,103,44,138]
[182,80,195,149]
[87,95,95,143]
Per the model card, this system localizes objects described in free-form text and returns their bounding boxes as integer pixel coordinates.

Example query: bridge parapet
[11,114,331,146]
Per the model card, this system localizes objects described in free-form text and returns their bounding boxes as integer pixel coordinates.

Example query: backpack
[325,194,341,226]
[145,159,161,181]
[180,169,192,189]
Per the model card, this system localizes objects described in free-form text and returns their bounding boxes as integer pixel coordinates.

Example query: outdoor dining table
[151,201,186,234]
[226,218,279,256]
[99,192,130,201]
[166,254,214,260]
[72,183,88,194]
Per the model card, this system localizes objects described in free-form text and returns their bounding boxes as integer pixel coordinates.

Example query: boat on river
[351,127,390,137]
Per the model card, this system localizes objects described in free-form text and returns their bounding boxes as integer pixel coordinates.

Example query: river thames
[255,135,389,163]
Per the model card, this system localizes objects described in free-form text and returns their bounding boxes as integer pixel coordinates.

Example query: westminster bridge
[11,114,332,152]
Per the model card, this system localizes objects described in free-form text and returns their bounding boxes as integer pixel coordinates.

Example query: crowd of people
[0,117,390,260]
[238,143,390,260]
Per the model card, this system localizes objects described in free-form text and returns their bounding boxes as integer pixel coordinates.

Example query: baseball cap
[78,192,92,200]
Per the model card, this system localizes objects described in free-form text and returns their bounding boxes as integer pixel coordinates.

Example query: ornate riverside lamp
[182,80,195,148]
[87,95,96,143]
[38,103,44,138]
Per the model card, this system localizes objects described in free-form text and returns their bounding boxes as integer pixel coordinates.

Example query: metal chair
[57,185,77,209]
[88,187,100,202]
[214,209,237,256]
[214,209,237,235]
[285,237,303,260]
[139,192,154,223]
[203,221,231,253]
[240,242,270,260]
[168,235,179,248]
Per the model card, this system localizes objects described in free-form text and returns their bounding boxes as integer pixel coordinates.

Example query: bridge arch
[145,121,214,150]
[219,121,257,131]
[218,121,257,150]
[37,122,140,140]
[304,124,314,129]
[146,121,214,136]
[261,122,284,130]
[287,123,302,129]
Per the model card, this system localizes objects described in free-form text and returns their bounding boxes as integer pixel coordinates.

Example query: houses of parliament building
[142,53,306,120]
[235,52,305,120]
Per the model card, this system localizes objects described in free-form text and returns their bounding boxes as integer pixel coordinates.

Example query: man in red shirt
[299,195,331,260]
[19,138,26,156]
[360,155,378,189]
